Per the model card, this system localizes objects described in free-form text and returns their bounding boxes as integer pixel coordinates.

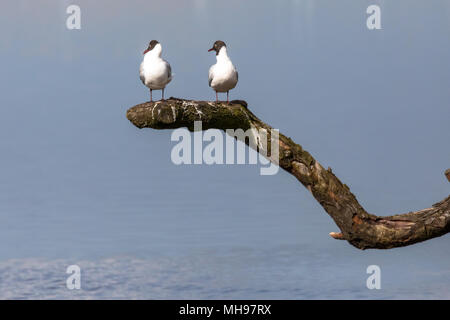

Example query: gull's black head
[208,40,226,55]
[143,40,159,55]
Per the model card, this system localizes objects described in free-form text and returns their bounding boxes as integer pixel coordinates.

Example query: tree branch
[126,98,450,250]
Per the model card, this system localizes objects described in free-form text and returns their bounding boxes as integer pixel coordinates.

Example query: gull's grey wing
[208,66,214,87]
[165,60,172,80]
[139,63,145,84]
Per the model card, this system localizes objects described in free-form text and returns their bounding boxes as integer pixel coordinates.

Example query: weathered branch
[126,98,450,250]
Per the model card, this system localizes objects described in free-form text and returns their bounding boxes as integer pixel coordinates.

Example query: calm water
[0,0,449,299]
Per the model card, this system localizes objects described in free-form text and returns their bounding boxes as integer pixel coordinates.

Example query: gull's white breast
[140,56,172,90]
[209,61,238,92]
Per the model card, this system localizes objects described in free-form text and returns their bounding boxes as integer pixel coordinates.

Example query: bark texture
[126,98,450,250]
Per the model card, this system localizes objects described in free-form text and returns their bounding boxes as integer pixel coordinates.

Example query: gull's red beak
[208,48,214,52]
[143,49,149,55]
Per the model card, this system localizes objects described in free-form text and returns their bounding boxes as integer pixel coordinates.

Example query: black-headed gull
[140,40,172,102]
[208,40,238,103]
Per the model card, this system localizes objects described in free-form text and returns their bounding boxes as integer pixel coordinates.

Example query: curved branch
[126,98,450,250]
